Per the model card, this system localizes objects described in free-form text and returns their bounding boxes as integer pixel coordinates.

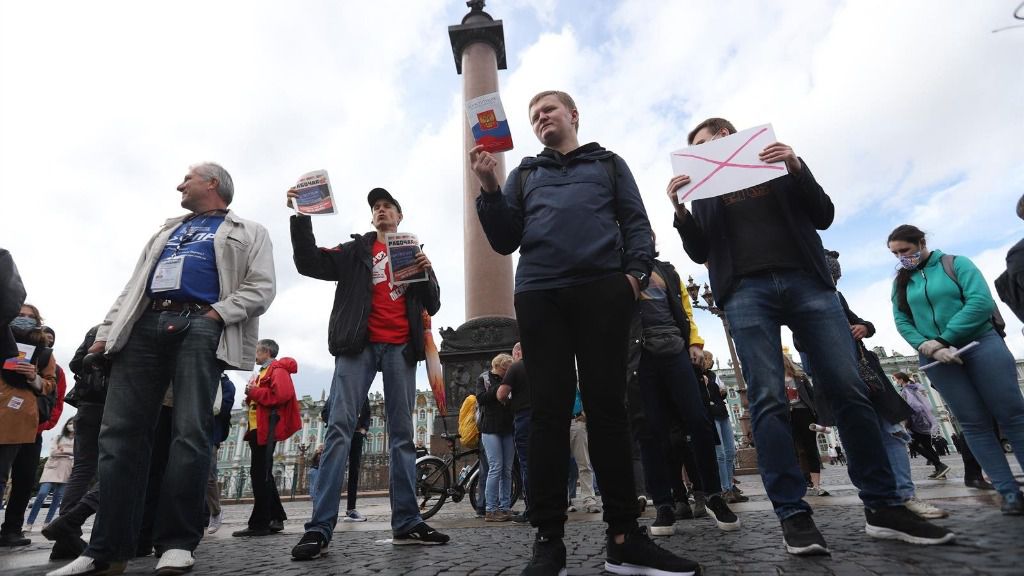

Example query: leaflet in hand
[386,232,428,285]
[3,343,35,370]
[466,92,513,153]
[292,170,336,215]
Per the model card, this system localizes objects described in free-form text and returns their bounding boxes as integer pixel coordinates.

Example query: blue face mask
[9,316,38,331]
[897,251,922,270]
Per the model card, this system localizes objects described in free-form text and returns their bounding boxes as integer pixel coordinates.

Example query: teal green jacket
[891,249,995,349]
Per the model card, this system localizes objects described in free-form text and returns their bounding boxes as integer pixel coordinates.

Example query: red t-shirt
[368,241,410,344]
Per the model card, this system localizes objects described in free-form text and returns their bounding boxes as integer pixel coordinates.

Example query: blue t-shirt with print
[147,214,225,304]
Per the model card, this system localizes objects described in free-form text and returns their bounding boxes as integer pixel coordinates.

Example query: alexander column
[437,0,518,428]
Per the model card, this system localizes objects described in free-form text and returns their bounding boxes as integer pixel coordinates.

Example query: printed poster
[293,170,336,215]
[669,123,787,203]
[466,92,514,153]
[385,232,428,285]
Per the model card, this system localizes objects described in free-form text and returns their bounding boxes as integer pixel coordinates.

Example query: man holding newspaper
[286,187,448,561]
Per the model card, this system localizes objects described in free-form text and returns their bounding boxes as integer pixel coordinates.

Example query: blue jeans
[306,343,420,540]
[723,271,902,519]
[481,432,514,511]
[307,468,319,503]
[27,482,65,525]
[877,416,914,502]
[85,311,223,561]
[715,417,736,492]
[513,410,531,512]
[924,330,1024,497]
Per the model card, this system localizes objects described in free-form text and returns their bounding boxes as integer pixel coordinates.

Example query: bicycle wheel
[415,458,450,520]
[470,465,522,511]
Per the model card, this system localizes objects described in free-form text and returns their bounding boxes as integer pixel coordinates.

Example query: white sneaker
[343,509,367,522]
[46,556,125,576]
[207,513,222,534]
[24,523,34,533]
[154,549,194,575]
[904,498,949,519]
[582,497,602,513]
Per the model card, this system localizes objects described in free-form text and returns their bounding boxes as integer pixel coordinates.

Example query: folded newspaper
[386,232,428,284]
[466,92,513,153]
[292,170,336,215]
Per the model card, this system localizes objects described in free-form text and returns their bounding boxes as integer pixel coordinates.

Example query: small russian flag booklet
[466,91,513,153]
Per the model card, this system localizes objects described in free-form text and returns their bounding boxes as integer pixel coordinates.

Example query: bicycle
[414,431,521,519]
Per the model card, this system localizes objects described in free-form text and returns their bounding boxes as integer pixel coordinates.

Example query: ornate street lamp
[685,276,758,473]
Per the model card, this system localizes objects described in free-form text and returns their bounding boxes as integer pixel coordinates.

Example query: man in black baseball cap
[367,187,402,214]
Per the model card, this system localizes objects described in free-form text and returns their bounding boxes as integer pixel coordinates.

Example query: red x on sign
[671,125,785,202]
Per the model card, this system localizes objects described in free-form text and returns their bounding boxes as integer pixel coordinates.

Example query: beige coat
[39,435,74,484]
[95,210,276,371]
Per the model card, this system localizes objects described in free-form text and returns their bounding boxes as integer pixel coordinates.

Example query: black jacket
[68,326,107,405]
[996,237,1024,324]
[674,160,834,307]
[503,360,530,413]
[703,369,729,419]
[475,370,513,435]
[290,217,441,361]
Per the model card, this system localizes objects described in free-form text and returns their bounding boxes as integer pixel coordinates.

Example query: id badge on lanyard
[151,256,185,292]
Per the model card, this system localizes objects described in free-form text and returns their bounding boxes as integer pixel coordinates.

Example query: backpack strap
[940,253,1007,337]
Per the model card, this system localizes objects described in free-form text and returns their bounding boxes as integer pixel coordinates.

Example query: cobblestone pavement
[3,459,1021,575]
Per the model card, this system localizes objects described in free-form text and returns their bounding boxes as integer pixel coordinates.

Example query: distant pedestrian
[342,397,372,522]
[26,420,75,531]
[893,372,950,480]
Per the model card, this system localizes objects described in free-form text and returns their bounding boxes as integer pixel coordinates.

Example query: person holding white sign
[667,118,953,556]
[287,187,447,560]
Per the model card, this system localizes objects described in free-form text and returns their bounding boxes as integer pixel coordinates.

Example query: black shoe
[43,504,91,542]
[520,534,567,576]
[706,494,741,531]
[269,520,285,533]
[673,499,693,520]
[1001,491,1023,515]
[511,511,530,524]
[605,526,701,575]
[691,492,708,519]
[135,545,153,558]
[233,527,273,537]
[781,513,830,556]
[392,522,450,545]
[636,495,648,515]
[50,537,87,560]
[929,463,951,480]
[864,506,956,545]
[291,531,328,560]
[650,505,676,537]
[0,531,31,547]
[724,488,749,503]
[965,478,995,491]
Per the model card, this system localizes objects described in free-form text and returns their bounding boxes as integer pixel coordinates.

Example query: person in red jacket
[233,339,301,537]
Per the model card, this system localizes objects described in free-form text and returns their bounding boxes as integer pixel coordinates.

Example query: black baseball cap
[367,188,402,214]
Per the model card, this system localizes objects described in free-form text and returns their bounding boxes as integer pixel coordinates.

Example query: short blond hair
[492,353,513,371]
[528,90,579,133]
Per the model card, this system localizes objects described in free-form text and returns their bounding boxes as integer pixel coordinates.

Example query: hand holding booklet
[466,92,513,153]
[291,170,336,215]
[386,232,428,284]
[3,343,35,370]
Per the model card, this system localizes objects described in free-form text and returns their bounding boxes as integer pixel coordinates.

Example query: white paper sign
[670,123,788,203]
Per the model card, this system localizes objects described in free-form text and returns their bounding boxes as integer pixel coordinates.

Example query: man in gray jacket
[50,162,276,576]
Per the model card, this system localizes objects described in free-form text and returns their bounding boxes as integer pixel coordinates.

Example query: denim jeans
[877,416,914,502]
[306,343,420,540]
[27,482,65,525]
[723,271,902,519]
[714,417,736,492]
[513,410,531,512]
[307,468,320,503]
[924,330,1024,497]
[481,432,514,511]
[85,311,223,561]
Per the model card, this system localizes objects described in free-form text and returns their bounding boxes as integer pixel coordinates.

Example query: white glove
[932,347,963,365]
[918,340,944,357]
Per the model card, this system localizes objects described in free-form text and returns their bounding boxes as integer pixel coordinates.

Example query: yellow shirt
[246,366,269,431]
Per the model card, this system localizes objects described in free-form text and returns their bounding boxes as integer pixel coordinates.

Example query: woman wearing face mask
[888,224,1024,515]
[26,420,75,531]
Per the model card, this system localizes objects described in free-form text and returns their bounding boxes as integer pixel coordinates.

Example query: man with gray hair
[50,163,276,576]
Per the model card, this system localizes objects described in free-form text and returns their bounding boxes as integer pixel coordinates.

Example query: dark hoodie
[476,143,654,293]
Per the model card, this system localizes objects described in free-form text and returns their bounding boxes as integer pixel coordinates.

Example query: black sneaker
[781,513,830,556]
[232,527,272,537]
[706,494,740,531]
[49,537,87,561]
[605,527,701,575]
[691,492,708,519]
[964,478,995,491]
[1000,491,1023,515]
[928,463,951,480]
[650,505,676,536]
[864,506,955,545]
[673,499,693,520]
[291,530,328,560]
[269,519,285,533]
[0,531,30,547]
[520,534,567,576]
[393,522,450,545]
[511,511,530,524]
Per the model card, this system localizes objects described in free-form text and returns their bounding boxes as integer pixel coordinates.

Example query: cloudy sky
[3,1,1022,442]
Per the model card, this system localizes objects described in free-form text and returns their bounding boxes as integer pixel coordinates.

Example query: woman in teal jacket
[888,224,1024,515]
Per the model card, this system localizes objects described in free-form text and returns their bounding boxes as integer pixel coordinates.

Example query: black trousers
[1,435,42,535]
[61,402,104,515]
[346,432,364,511]
[909,431,943,468]
[789,407,821,474]
[247,438,285,529]
[516,274,638,538]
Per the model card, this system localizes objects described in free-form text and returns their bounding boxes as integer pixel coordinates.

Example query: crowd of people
[0,87,1022,576]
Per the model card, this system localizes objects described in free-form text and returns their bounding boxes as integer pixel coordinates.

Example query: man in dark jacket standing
[287,187,447,560]
[472,90,698,576]
[668,118,952,555]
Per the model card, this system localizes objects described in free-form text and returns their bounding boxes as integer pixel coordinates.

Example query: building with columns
[215,389,438,499]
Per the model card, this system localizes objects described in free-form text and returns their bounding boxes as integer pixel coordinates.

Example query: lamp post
[685,276,759,474]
